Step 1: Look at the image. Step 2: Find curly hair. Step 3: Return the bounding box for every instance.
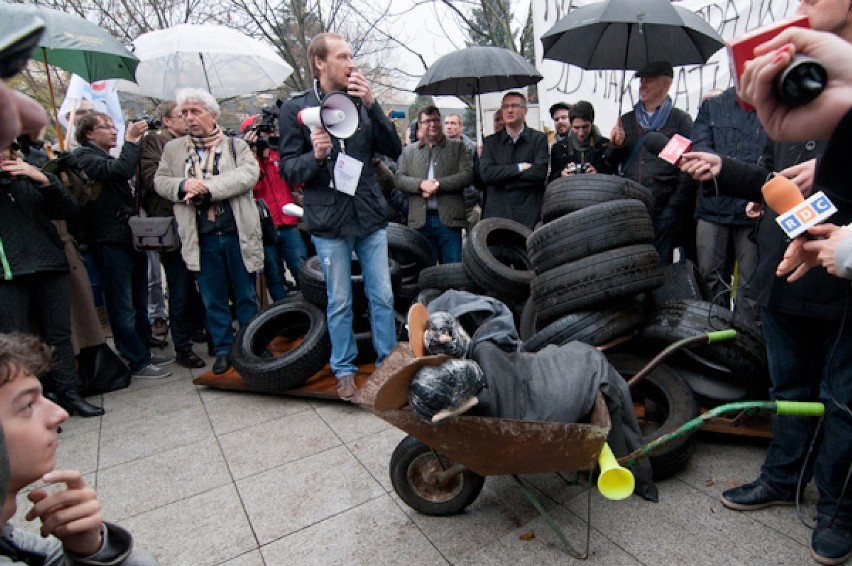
[75,111,112,145]
[0,333,53,386]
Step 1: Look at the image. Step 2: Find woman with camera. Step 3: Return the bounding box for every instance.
[0,143,104,417]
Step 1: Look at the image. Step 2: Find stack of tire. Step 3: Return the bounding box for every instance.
[523,174,664,351]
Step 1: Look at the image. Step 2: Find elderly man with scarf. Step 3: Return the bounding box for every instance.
[606,61,695,264]
[155,88,261,375]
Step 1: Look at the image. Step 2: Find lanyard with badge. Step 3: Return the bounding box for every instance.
[312,81,362,196]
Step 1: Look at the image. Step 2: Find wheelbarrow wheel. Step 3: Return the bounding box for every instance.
[390,436,485,516]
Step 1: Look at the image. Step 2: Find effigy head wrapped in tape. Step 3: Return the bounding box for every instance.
[408,358,485,423]
[423,311,470,358]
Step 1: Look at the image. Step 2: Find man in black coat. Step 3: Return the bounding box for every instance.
[607,61,696,264]
[478,91,548,230]
[277,32,402,401]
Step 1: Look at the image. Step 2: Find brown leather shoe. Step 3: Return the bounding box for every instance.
[336,375,357,401]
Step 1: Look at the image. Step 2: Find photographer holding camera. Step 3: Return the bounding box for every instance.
[241,112,307,301]
[75,112,176,380]
[548,100,613,182]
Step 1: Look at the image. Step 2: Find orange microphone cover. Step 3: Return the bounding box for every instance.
[762,175,804,215]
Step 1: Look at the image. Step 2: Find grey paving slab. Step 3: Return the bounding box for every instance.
[346,424,407,491]
[101,378,202,425]
[218,410,341,479]
[396,474,567,563]
[217,550,266,566]
[454,505,643,566]
[200,388,312,435]
[119,484,256,566]
[260,495,447,566]
[564,477,810,566]
[98,404,215,468]
[55,429,100,476]
[313,400,395,443]
[96,437,232,520]
[56,407,102,438]
[237,445,385,544]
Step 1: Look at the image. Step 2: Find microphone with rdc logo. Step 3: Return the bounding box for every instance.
[643,132,692,165]
[761,174,836,238]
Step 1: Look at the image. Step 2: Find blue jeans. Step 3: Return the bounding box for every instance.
[90,243,151,371]
[760,308,852,523]
[312,229,396,378]
[419,213,462,264]
[263,226,308,302]
[196,232,258,355]
[82,250,104,307]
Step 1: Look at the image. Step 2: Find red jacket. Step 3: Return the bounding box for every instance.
[252,148,301,227]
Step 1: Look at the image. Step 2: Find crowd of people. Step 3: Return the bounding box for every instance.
[2,0,852,561]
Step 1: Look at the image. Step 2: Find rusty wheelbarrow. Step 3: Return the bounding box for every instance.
[355,332,825,559]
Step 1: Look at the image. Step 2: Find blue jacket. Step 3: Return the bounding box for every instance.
[277,87,402,239]
[692,88,767,225]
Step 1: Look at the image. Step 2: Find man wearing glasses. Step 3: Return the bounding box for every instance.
[478,91,548,230]
[74,113,175,379]
[140,102,205,369]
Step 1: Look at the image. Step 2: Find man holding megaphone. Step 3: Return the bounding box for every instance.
[278,33,402,401]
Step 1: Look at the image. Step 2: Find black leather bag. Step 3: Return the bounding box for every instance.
[256,198,277,245]
[77,344,131,397]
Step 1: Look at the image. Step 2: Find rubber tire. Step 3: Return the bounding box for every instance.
[527,199,654,274]
[387,223,435,280]
[518,296,538,342]
[523,296,649,352]
[639,298,769,393]
[462,217,534,300]
[390,435,485,516]
[651,259,711,304]
[530,244,664,325]
[542,174,653,222]
[605,352,700,481]
[418,263,480,292]
[231,300,331,393]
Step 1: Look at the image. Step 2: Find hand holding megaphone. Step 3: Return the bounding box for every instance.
[297,91,359,140]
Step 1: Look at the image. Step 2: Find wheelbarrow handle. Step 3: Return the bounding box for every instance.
[775,400,825,417]
[627,330,737,390]
[618,400,825,467]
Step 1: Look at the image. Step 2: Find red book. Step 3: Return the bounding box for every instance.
[726,14,810,110]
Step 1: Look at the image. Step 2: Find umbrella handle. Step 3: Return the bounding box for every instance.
[42,48,64,152]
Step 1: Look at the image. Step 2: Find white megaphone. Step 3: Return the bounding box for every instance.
[297,91,359,139]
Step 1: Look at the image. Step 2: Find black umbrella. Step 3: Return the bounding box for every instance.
[415,46,542,140]
[541,0,724,110]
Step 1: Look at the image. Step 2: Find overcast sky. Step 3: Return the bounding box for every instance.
[381,0,531,106]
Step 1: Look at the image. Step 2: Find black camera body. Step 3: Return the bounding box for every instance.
[131,114,162,130]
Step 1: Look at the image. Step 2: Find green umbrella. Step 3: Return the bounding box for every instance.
[0,3,138,149]
[0,3,138,82]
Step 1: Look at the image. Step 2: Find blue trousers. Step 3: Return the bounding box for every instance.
[312,229,396,378]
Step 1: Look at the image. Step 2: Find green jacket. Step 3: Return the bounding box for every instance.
[395,136,472,230]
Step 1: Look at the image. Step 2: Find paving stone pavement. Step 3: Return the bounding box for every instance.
[11,346,821,565]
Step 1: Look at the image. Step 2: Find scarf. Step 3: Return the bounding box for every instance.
[185,126,224,222]
[635,96,673,132]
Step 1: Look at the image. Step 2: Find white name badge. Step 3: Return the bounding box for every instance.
[333,153,363,196]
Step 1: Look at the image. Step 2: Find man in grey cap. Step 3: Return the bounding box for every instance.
[606,61,695,264]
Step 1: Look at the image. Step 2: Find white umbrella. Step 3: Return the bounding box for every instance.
[117,24,293,99]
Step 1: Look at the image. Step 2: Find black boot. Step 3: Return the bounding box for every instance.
[54,390,105,418]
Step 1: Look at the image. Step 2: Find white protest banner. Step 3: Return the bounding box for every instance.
[532,0,798,134]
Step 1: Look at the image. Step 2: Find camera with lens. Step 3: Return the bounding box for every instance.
[244,100,282,153]
[131,113,162,130]
[189,192,212,208]
[567,162,588,174]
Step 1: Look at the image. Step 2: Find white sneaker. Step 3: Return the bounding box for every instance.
[132,364,172,379]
